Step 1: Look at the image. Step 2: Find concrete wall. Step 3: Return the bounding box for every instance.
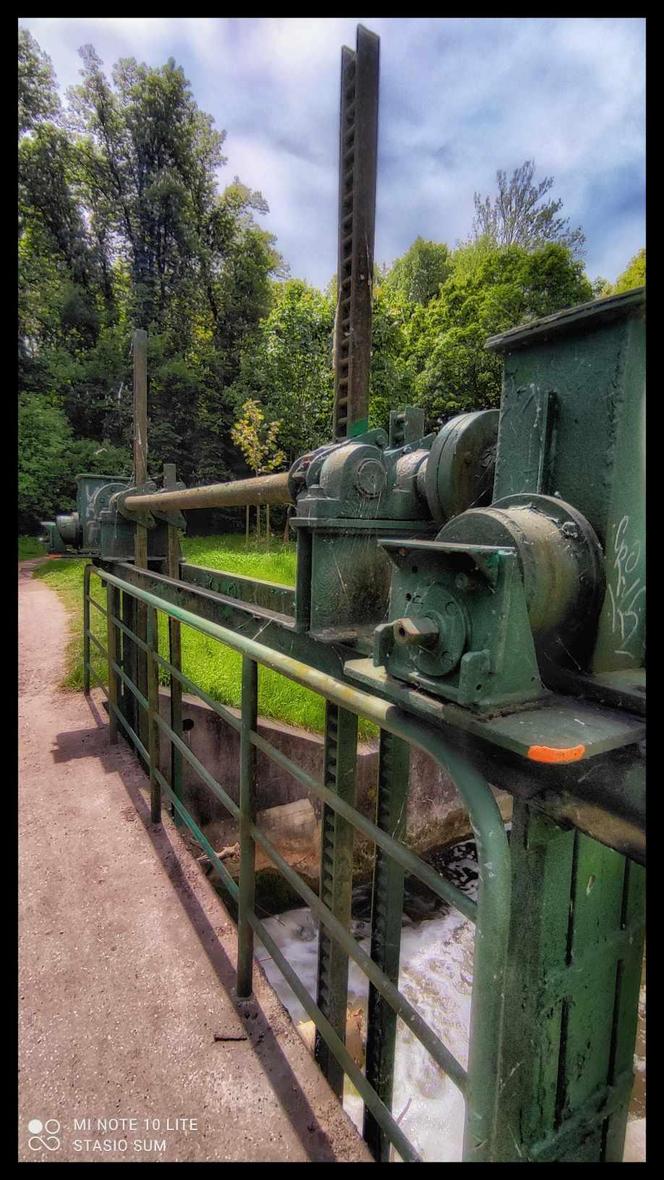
[157,688,511,883]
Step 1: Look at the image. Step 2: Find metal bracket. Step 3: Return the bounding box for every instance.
[112,482,158,528]
[149,487,187,531]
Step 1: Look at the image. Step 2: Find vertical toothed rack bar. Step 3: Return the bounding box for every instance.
[363,731,411,1160]
[333,26,379,441]
[314,703,359,1096]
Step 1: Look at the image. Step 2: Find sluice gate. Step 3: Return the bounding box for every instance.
[46,25,644,1163]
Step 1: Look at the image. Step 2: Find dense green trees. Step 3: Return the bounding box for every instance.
[371,241,593,427]
[228,280,334,463]
[382,238,452,305]
[612,248,646,294]
[18,30,281,528]
[18,28,643,536]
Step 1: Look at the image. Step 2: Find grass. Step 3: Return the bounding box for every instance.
[183,533,297,585]
[19,535,46,560]
[30,533,373,737]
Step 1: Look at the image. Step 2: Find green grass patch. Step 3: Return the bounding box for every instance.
[31,534,373,737]
[18,535,46,559]
[182,533,296,586]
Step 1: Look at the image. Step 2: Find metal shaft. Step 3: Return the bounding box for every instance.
[123,471,293,514]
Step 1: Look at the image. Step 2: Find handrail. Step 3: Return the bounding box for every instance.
[85,562,511,1161]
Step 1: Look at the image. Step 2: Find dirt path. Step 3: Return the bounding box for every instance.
[18,561,370,1164]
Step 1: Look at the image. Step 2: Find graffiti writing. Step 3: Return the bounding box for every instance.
[606,515,645,657]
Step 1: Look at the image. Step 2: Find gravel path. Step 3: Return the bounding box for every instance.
[18,560,370,1163]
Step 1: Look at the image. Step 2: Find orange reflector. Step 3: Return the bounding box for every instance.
[527,743,586,764]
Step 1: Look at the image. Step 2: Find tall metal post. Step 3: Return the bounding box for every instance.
[83,564,91,694]
[333,25,379,440]
[314,703,358,1096]
[145,605,161,823]
[237,656,258,998]
[363,731,410,1160]
[106,583,120,744]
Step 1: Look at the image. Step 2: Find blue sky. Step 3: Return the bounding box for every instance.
[20,17,645,288]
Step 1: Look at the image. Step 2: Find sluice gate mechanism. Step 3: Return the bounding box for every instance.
[46,24,644,1163]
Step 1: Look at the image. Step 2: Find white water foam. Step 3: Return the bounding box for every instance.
[256,903,474,1162]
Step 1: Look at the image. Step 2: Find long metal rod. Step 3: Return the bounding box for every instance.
[123,471,292,514]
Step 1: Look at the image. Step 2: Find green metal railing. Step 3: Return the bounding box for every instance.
[83,562,511,1163]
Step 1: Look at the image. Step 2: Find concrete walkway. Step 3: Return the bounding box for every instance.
[18,561,371,1163]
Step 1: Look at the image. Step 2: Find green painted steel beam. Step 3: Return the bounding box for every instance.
[315,704,358,1096]
[237,657,258,999]
[363,731,411,1160]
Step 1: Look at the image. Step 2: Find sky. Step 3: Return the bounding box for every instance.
[20,16,645,288]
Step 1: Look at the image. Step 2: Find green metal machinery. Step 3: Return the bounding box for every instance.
[40,473,129,554]
[62,24,644,1163]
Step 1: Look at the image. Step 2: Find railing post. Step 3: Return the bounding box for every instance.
[83,565,91,694]
[106,583,119,744]
[164,464,184,823]
[133,328,150,757]
[363,730,410,1160]
[237,656,258,998]
[146,605,161,824]
[315,702,358,1097]
[121,590,137,735]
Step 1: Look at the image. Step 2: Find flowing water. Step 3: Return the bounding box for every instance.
[253,838,646,1163]
[255,841,478,1162]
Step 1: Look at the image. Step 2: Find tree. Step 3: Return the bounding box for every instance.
[18,28,60,135]
[383,238,452,304]
[612,248,645,294]
[472,161,585,258]
[18,392,129,532]
[69,47,227,332]
[19,29,284,514]
[228,280,334,461]
[231,400,286,539]
[405,242,593,426]
[368,285,414,428]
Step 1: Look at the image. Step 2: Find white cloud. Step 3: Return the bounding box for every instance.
[20,16,645,285]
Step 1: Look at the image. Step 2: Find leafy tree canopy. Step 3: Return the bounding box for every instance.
[18,28,60,135]
[612,248,645,294]
[472,160,585,258]
[383,237,452,304]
